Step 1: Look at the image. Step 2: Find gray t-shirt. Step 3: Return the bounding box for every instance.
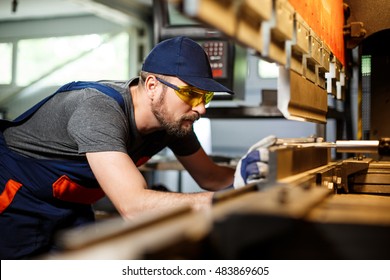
[3,78,201,165]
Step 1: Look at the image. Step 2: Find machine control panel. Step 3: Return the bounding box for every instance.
[201,40,228,79]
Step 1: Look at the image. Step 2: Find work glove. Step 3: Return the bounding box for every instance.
[233,135,277,189]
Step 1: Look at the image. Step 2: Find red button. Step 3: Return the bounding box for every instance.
[212,69,223,77]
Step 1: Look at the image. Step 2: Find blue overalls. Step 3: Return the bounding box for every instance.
[0,82,125,259]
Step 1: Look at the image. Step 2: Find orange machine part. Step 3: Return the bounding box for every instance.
[288,0,345,65]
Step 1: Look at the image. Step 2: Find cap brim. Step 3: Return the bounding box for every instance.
[178,75,234,95]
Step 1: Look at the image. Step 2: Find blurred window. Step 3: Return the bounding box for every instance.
[0,43,13,84]
[16,32,129,86]
[258,59,279,79]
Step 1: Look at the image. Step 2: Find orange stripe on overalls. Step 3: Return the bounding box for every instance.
[0,179,23,213]
[52,175,105,204]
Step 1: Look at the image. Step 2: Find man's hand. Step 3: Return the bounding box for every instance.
[233,135,276,189]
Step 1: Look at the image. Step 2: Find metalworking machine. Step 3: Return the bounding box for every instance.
[45,137,390,259]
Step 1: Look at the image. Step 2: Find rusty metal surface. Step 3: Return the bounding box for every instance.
[288,0,345,64]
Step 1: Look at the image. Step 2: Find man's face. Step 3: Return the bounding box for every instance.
[151,77,204,137]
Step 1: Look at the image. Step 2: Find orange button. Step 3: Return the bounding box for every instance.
[212,69,223,78]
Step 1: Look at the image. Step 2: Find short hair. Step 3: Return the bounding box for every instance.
[139,71,169,89]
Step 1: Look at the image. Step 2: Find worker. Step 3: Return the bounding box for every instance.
[0,36,271,259]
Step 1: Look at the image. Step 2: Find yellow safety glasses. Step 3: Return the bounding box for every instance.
[156,77,214,107]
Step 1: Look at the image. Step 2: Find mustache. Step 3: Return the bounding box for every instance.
[182,112,200,122]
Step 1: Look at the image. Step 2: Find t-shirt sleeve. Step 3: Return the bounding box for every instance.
[67,94,129,154]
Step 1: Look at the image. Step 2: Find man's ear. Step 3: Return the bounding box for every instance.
[144,75,158,99]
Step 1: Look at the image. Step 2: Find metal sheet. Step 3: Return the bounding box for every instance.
[278,68,328,123]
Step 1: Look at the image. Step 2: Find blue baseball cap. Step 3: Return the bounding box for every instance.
[142,36,234,94]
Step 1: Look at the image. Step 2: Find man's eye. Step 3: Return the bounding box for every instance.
[186,91,197,96]
[190,91,202,96]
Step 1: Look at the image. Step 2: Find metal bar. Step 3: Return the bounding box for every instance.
[336,140,379,153]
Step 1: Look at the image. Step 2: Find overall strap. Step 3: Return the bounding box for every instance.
[55,81,125,112]
[1,81,125,130]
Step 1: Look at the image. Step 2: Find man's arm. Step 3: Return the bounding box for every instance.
[86,151,213,220]
[176,147,235,192]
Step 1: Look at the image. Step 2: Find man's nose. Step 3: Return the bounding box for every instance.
[192,102,206,115]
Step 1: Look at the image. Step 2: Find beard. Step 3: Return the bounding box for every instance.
[152,89,199,137]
